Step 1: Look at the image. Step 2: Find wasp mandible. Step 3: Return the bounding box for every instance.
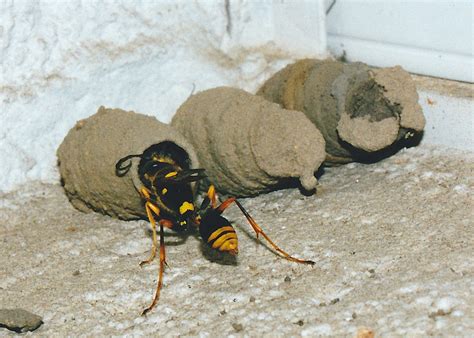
[116,142,314,315]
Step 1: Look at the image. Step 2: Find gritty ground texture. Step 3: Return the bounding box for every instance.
[1,145,473,336]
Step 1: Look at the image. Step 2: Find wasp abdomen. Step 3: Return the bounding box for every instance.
[199,211,238,255]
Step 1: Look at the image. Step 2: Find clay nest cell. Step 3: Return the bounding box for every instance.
[171,87,326,197]
[57,106,200,220]
[258,59,426,164]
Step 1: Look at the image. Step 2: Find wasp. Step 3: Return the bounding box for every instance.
[116,142,314,315]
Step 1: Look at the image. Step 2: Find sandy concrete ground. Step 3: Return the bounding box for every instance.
[1,145,473,336]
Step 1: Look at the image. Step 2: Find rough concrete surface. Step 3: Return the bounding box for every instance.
[1,145,473,336]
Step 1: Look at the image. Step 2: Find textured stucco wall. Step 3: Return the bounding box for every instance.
[0,1,327,192]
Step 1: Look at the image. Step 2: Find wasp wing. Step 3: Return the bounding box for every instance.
[157,168,207,185]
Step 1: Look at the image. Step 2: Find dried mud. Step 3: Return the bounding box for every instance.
[172,87,326,196]
[258,59,425,164]
[57,107,199,220]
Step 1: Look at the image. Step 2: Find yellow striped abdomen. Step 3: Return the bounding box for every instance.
[199,211,239,255]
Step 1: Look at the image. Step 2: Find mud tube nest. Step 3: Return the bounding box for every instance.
[171,87,326,197]
[57,106,200,220]
[257,59,426,164]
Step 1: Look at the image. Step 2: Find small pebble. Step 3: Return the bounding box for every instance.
[284,276,291,283]
[232,323,243,332]
[366,269,376,278]
[295,319,304,326]
[330,298,340,305]
[72,270,80,276]
[249,296,256,303]
[0,308,43,333]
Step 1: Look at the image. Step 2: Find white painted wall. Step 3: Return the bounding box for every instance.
[418,90,473,152]
[326,0,473,83]
[0,1,327,193]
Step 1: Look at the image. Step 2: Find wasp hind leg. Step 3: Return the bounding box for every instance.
[221,198,315,265]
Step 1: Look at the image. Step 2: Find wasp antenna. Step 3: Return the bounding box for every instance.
[115,154,142,177]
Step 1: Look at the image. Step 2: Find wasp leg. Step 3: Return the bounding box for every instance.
[207,185,218,208]
[197,185,218,216]
[197,185,217,215]
[142,222,166,316]
[219,198,315,265]
[140,201,159,266]
[139,187,173,266]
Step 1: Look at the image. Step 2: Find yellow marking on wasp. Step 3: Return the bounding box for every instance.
[212,232,238,250]
[140,187,151,200]
[179,201,194,215]
[180,221,186,226]
[165,171,177,178]
[208,185,215,197]
[220,239,238,253]
[152,155,175,165]
[161,188,168,195]
[208,185,217,207]
[208,226,235,242]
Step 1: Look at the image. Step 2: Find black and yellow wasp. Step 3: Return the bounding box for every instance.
[116,142,314,315]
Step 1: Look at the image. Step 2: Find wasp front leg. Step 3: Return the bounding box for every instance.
[139,186,173,315]
[142,220,166,315]
[139,187,173,266]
